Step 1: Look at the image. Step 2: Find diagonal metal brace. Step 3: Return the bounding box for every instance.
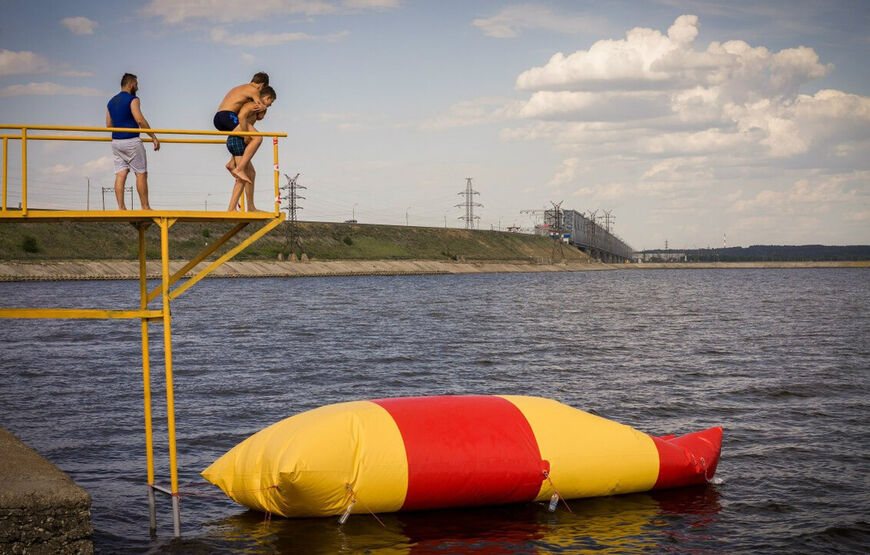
[146,222,249,304]
[168,215,285,301]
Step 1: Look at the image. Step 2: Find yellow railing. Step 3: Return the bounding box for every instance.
[0,124,288,215]
[0,123,290,538]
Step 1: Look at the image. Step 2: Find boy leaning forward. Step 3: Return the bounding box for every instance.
[213,72,271,184]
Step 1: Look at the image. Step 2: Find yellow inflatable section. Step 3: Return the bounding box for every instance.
[503,396,659,500]
[203,400,408,517]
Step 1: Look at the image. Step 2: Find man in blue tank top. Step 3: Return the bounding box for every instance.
[106,73,160,210]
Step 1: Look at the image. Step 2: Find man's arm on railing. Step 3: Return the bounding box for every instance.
[131,98,160,151]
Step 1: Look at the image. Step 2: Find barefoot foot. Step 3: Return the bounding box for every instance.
[231,167,252,184]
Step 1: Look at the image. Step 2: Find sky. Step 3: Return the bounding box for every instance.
[1,0,869,250]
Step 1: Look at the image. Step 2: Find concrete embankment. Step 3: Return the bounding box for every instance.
[0,259,614,281]
[0,428,92,554]
[0,259,867,281]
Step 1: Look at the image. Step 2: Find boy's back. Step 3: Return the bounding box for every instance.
[218,83,261,115]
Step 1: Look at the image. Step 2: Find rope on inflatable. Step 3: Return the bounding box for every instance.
[542,470,573,513]
[340,483,386,528]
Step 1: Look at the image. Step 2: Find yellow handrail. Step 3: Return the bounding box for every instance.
[0,124,288,215]
[0,124,285,137]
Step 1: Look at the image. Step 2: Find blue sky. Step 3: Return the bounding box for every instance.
[1,0,868,249]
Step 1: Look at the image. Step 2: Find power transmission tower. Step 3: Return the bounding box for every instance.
[520,208,548,234]
[603,209,614,262]
[456,177,482,229]
[102,185,132,209]
[585,210,599,260]
[281,173,305,256]
[603,210,614,234]
[549,201,566,262]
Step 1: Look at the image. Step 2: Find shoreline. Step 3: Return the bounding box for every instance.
[0,259,867,282]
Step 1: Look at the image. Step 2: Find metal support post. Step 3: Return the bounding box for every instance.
[21,128,27,215]
[2,137,7,211]
[159,218,181,537]
[138,223,157,534]
[273,136,280,213]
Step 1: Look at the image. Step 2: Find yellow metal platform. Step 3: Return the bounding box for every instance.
[0,124,288,537]
[0,209,280,223]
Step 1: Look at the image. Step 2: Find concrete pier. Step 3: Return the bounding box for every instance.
[0,428,93,554]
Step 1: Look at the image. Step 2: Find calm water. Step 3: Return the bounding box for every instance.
[1,269,868,553]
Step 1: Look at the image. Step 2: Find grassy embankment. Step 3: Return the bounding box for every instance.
[0,220,588,263]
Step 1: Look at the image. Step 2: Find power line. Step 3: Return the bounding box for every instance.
[101,185,133,210]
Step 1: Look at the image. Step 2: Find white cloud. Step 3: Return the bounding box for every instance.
[43,163,75,176]
[640,157,712,183]
[507,15,868,164]
[142,0,397,24]
[730,174,863,213]
[0,49,51,77]
[519,90,670,121]
[571,182,630,201]
[422,97,519,130]
[548,157,580,187]
[473,4,605,38]
[0,82,104,98]
[83,156,114,174]
[515,15,831,95]
[516,15,704,91]
[42,156,113,177]
[342,0,399,9]
[0,49,91,78]
[61,16,98,35]
[313,111,390,132]
[210,27,348,46]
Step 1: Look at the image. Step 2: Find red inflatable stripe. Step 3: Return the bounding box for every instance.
[373,396,546,511]
[652,426,723,490]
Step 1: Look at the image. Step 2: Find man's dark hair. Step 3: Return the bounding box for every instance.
[121,73,137,88]
[260,85,276,101]
[252,72,269,85]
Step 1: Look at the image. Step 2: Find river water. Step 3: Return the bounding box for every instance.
[0,268,868,553]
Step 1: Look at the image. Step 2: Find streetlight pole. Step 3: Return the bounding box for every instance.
[353,203,358,221]
[406,206,410,226]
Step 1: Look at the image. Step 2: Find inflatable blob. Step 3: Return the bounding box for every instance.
[202,395,722,518]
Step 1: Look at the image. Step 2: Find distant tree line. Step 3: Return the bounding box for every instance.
[642,245,870,262]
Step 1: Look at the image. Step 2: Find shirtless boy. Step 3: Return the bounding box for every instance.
[214,72,273,183]
[225,86,276,211]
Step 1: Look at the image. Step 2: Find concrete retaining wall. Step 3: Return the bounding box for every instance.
[0,259,865,283]
[0,259,612,281]
[0,428,92,554]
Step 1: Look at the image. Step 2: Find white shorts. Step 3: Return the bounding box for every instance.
[111,137,147,174]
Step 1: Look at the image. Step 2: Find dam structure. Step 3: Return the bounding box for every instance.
[542,208,634,263]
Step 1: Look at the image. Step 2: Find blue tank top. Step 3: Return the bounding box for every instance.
[107,91,139,139]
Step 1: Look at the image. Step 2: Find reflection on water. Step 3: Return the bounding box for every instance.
[193,486,721,554]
